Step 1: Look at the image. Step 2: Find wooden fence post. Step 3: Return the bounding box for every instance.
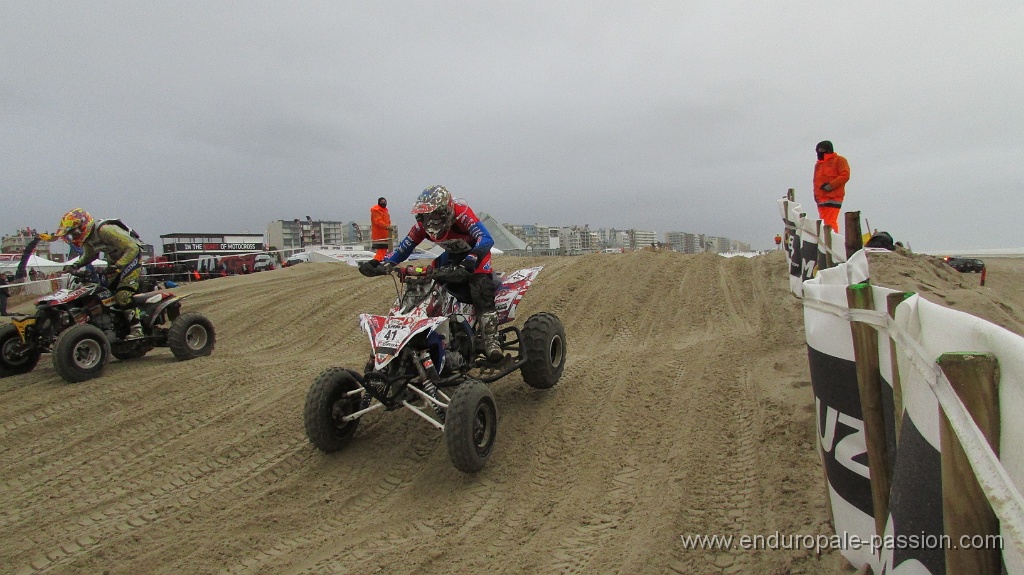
[938,353,1001,575]
[886,292,914,442]
[822,222,834,269]
[847,281,892,536]
[845,211,864,256]
[816,220,827,277]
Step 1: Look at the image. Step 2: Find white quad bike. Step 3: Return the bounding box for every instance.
[303,264,566,472]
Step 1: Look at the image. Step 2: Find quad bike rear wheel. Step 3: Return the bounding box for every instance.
[52,323,111,383]
[0,324,41,377]
[304,367,363,452]
[444,379,497,473]
[519,312,567,389]
[168,312,215,360]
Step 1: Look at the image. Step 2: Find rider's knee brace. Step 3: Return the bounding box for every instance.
[114,288,135,309]
[468,273,497,314]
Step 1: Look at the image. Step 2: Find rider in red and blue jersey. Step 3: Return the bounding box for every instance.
[362,185,502,362]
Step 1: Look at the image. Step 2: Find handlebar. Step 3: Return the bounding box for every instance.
[396,265,434,279]
[360,261,471,284]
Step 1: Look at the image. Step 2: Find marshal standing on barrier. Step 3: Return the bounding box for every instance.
[813,140,851,234]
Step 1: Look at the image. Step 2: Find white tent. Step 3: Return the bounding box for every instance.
[0,254,65,275]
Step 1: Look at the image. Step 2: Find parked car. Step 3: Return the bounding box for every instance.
[943,257,985,273]
[253,254,276,272]
[285,253,310,266]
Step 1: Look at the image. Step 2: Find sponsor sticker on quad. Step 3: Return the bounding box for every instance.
[377,327,405,348]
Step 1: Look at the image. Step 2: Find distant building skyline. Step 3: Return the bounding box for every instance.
[502,222,750,255]
[265,217,751,257]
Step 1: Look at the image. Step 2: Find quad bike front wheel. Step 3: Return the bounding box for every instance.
[0,324,41,377]
[444,379,497,473]
[304,367,363,452]
[519,312,567,389]
[168,312,215,360]
[52,323,111,383]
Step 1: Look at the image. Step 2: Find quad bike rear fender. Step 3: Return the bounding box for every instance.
[138,293,189,327]
[494,266,543,324]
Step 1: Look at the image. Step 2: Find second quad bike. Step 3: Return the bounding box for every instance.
[0,270,216,383]
[303,264,567,472]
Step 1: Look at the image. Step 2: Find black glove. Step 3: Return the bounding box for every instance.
[63,264,77,274]
[460,253,479,273]
[434,266,473,284]
[358,260,393,277]
[358,260,380,277]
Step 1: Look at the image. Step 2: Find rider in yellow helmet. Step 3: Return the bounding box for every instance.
[54,208,146,340]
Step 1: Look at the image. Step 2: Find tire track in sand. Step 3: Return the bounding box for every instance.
[668,364,762,575]
[13,437,309,575]
[223,431,444,575]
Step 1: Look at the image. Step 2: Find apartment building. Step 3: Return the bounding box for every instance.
[267,219,350,255]
[503,223,561,256]
[2,229,58,259]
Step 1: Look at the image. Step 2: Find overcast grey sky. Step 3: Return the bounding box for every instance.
[3,2,1022,252]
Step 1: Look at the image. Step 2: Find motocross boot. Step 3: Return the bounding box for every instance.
[480,312,503,363]
[125,308,144,340]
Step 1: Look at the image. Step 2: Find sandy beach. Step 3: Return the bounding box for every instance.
[2,249,1021,574]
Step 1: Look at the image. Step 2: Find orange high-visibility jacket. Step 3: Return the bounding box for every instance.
[370,204,391,242]
[813,153,850,209]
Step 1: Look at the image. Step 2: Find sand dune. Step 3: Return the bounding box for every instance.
[4,249,1020,575]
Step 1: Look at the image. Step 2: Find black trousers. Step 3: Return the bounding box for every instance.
[443,273,496,315]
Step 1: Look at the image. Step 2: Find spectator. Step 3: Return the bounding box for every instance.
[370,196,391,261]
[813,140,850,233]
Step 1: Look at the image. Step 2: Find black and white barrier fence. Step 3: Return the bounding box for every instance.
[784,200,1024,574]
[779,195,848,297]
